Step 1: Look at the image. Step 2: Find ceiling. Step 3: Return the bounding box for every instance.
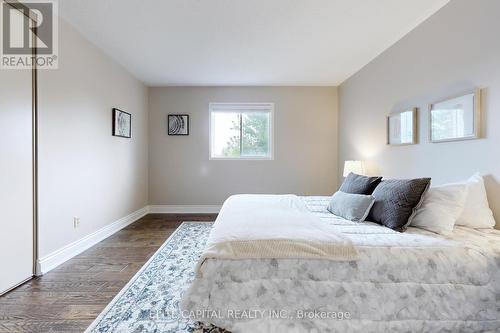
[59,0,449,86]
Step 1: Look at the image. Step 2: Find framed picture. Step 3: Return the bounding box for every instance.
[112,108,131,138]
[429,89,481,143]
[387,108,417,145]
[168,114,189,135]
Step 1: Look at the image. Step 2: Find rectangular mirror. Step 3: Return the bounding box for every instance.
[429,89,481,143]
[387,108,417,145]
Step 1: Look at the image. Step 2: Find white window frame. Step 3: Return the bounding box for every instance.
[209,103,274,160]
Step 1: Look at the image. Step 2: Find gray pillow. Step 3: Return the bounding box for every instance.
[367,178,431,232]
[327,191,375,222]
[339,172,382,195]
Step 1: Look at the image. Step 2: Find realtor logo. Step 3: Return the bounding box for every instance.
[1,0,58,69]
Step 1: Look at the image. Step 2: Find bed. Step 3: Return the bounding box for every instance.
[181,195,500,333]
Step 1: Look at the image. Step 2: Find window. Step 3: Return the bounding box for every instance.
[210,103,274,160]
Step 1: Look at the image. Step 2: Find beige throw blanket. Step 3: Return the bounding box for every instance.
[196,195,358,276]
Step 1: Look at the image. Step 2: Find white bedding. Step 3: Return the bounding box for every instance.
[181,196,500,333]
[196,195,357,276]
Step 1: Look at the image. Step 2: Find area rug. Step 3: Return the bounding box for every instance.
[85,222,228,333]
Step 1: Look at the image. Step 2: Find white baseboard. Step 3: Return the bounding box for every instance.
[36,205,219,275]
[148,205,221,214]
[36,206,149,275]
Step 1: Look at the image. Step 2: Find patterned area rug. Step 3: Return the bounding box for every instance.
[85,222,229,333]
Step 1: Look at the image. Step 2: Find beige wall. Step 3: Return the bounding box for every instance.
[38,19,149,257]
[339,0,500,226]
[149,86,338,205]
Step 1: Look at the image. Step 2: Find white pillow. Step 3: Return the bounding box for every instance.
[411,183,467,235]
[456,173,496,229]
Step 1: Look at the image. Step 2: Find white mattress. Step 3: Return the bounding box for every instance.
[182,196,500,332]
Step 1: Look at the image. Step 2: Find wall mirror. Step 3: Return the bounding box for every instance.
[429,89,481,143]
[387,108,417,145]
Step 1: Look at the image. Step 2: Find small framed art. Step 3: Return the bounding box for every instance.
[112,108,131,138]
[387,108,417,145]
[168,114,189,135]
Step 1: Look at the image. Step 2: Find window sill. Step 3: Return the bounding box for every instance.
[209,156,274,161]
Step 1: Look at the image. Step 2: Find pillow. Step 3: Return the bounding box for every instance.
[456,173,496,229]
[327,191,375,222]
[410,183,467,235]
[339,172,382,195]
[368,178,431,232]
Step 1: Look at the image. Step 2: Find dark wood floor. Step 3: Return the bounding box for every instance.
[0,214,217,333]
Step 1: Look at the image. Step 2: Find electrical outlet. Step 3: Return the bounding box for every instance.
[73,217,80,229]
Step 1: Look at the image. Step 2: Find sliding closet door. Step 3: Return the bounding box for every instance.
[0,66,34,294]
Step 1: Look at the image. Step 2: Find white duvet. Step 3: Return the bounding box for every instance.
[181,196,500,333]
[195,195,357,276]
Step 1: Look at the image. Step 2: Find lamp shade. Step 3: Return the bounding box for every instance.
[343,160,365,177]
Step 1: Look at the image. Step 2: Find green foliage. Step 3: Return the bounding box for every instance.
[222,113,269,157]
[222,119,241,157]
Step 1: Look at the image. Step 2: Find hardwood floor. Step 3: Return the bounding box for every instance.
[0,214,216,333]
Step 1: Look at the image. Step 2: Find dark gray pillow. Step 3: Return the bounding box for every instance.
[367,178,431,232]
[327,191,375,222]
[339,172,382,195]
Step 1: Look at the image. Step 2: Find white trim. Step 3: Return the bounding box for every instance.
[209,102,275,160]
[35,205,220,276]
[209,102,274,111]
[148,205,221,214]
[36,206,149,275]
